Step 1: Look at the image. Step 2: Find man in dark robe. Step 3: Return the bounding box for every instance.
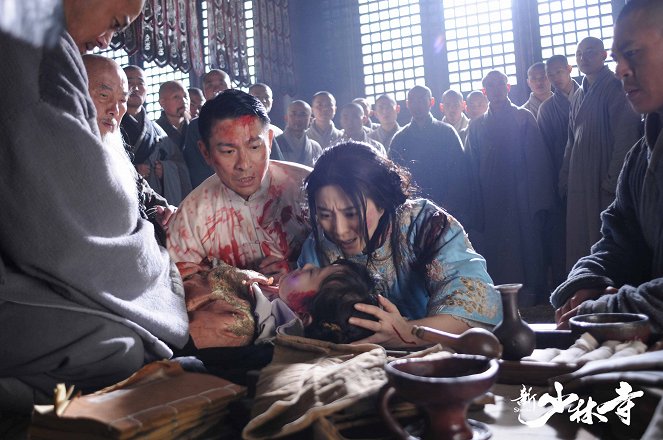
[389,85,473,227]
[559,37,642,271]
[520,62,553,118]
[465,71,555,305]
[553,0,663,340]
[121,65,167,178]
[0,0,188,412]
[537,55,580,287]
[151,80,192,204]
[183,70,231,189]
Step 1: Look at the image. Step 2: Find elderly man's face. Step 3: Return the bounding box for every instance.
[89,65,129,136]
[613,11,663,114]
[64,0,144,53]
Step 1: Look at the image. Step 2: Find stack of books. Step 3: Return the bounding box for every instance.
[29,361,246,439]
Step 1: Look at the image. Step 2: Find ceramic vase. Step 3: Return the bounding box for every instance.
[492,283,536,360]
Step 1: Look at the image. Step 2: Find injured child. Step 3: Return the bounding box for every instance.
[177,259,381,348]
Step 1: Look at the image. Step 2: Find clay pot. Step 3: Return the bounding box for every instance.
[492,283,536,360]
[379,354,498,440]
[569,313,651,343]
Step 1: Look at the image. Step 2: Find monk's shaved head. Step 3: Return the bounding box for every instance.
[546,54,570,69]
[482,70,508,87]
[82,54,128,136]
[617,0,663,33]
[576,37,607,76]
[83,54,121,78]
[578,36,604,51]
[159,81,186,98]
[613,0,663,114]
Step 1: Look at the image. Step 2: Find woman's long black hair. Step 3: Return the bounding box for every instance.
[305,141,416,268]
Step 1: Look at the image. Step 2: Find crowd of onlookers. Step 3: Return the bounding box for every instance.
[118,32,641,308]
[4,2,663,428]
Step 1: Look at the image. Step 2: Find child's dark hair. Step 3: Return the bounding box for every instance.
[304,259,381,344]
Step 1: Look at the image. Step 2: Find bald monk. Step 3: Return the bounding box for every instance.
[521,62,553,118]
[275,100,323,166]
[559,37,642,271]
[554,0,663,334]
[465,70,555,305]
[465,90,489,120]
[440,89,469,135]
[537,55,580,286]
[148,80,192,205]
[83,54,176,245]
[0,0,188,412]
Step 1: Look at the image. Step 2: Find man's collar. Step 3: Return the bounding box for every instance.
[223,165,272,203]
[411,113,434,127]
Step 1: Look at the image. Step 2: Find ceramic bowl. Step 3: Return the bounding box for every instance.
[569,313,651,343]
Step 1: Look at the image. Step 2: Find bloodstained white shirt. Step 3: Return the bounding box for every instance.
[168,160,311,270]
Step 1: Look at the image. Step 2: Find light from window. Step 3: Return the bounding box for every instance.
[443,0,516,96]
[538,0,615,77]
[94,46,130,67]
[358,0,426,102]
[201,0,256,88]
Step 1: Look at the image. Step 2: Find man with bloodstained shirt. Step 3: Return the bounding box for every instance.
[167,89,311,283]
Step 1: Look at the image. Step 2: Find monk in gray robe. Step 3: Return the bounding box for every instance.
[465,71,555,305]
[0,0,188,412]
[390,85,473,227]
[554,0,663,345]
[559,37,642,271]
[520,62,553,118]
[555,7,663,438]
[537,55,580,286]
[276,100,323,167]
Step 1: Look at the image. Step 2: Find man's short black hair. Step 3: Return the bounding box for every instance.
[198,89,270,149]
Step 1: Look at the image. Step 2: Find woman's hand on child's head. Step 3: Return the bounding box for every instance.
[349,295,418,348]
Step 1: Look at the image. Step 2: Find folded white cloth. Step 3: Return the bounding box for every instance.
[522,348,561,363]
[550,333,599,363]
[610,340,648,359]
[530,333,649,365]
[576,340,619,363]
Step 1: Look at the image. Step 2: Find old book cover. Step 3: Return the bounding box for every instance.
[29,361,246,439]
